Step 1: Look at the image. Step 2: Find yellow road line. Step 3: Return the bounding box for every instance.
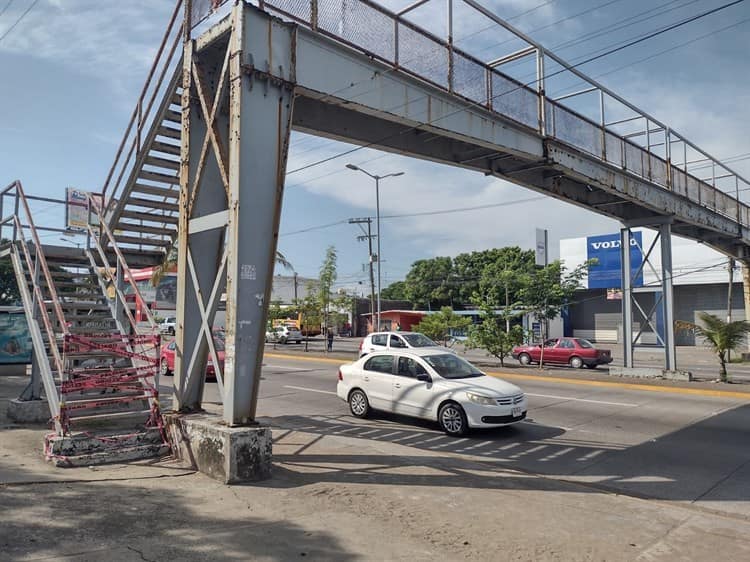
[264,352,750,400]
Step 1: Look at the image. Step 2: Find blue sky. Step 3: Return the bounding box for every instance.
[1,0,748,294]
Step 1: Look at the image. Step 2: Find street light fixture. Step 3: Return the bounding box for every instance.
[346,164,405,331]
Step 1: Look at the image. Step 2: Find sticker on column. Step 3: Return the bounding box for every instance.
[241,264,256,280]
[255,293,264,307]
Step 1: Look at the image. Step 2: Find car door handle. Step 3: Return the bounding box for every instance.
[363,376,370,382]
[394,382,401,388]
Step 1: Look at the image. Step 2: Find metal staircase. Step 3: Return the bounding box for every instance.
[1,181,167,466]
[100,0,184,266]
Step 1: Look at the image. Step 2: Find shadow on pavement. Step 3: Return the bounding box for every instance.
[264,404,750,508]
[0,460,359,561]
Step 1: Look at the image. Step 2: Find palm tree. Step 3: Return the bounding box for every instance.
[676,312,750,382]
[150,244,293,287]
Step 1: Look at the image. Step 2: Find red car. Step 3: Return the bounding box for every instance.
[160,338,225,379]
[512,337,612,369]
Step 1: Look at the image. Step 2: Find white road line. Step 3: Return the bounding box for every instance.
[267,365,315,371]
[283,384,338,396]
[525,393,638,407]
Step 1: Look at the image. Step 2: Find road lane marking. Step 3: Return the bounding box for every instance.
[283,385,337,396]
[525,393,638,407]
[264,353,750,399]
[266,364,315,371]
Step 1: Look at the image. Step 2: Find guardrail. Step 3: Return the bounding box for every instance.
[254,0,750,228]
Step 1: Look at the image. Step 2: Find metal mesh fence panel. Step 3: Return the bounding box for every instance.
[672,168,688,197]
[701,184,715,211]
[624,142,644,178]
[318,0,395,62]
[492,72,537,129]
[605,132,622,168]
[397,22,449,89]
[552,105,601,156]
[686,175,700,203]
[265,0,312,23]
[452,51,486,105]
[192,0,230,25]
[649,155,668,188]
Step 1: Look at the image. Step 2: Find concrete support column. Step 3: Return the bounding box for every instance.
[742,260,750,351]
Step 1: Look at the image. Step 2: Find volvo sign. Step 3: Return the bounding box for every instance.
[586,232,643,289]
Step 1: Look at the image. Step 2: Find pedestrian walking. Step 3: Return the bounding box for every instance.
[327,329,334,351]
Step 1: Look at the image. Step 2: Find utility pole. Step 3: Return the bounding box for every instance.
[349,217,376,333]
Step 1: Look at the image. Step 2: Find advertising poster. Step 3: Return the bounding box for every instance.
[586,232,643,289]
[65,188,102,231]
[0,311,32,364]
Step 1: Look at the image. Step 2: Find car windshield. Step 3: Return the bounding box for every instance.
[402,333,438,347]
[423,354,483,379]
[575,338,594,348]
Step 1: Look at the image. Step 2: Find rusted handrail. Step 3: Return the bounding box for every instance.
[102,0,184,201]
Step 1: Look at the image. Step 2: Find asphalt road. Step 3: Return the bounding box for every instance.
[179,351,750,519]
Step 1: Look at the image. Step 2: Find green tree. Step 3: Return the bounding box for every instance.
[466,303,525,367]
[403,257,455,309]
[380,280,407,301]
[318,246,338,347]
[676,312,750,382]
[413,306,471,346]
[517,260,591,367]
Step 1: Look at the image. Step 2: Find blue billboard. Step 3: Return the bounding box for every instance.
[586,232,643,289]
[0,311,32,364]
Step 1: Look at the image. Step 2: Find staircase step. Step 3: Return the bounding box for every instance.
[144,155,180,172]
[120,210,179,224]
[138,170,178,185]
[126,197,179,212]
[116,222,176,236]
[48,303,109,311]
[157,125,181,140]
[171,93,182,106]
[131,183,179,198]
[163,109,182,124]
[114,234,173,248]
[49,442,170,468]
[151,140,181,156]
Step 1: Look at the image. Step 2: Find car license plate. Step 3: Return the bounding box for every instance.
[511,407,522,417]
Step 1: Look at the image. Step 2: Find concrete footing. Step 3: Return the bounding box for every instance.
[164,412,272,484]
[7,398,50,424]
[609,366,693,381]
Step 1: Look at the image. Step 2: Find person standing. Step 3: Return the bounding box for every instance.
[327,329,334,352]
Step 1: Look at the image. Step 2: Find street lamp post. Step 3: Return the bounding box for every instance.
[346,164,404,331]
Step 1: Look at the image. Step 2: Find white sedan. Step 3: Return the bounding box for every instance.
[336,349,527,436]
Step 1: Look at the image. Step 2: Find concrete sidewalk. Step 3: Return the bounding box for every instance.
[2,373,750,560]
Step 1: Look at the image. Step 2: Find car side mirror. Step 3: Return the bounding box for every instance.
[416,373,431,383]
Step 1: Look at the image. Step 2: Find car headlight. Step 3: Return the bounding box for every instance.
[466,392,496,406]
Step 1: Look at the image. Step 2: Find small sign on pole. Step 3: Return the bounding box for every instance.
[65,188,102,231]
[535,228,548,267]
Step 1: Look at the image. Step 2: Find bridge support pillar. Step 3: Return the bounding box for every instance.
[621,219,676,370]
[174,3,295,426]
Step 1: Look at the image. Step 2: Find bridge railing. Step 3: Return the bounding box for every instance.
[252,0,750,228]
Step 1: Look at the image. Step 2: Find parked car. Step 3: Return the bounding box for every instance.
[512,337,613,369]
[159,317,177,336]
[265,325,303,344]
[359,331,451,357]
[337,349,527,436]
[160,338,225,379]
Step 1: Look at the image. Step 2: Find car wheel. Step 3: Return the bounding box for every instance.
[296,340,301,344]
[169,327,175,336]
[518,353,531,366]
[348,389,370,418]
[160,359,171,376]
[569,356,583,369]
[438,402,468,436]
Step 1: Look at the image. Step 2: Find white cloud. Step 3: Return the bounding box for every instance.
[0,0,174,99]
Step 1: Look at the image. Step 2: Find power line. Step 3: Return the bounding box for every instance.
[0,0,15,20]
[279,195,547,237]
[0,0,40,44]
